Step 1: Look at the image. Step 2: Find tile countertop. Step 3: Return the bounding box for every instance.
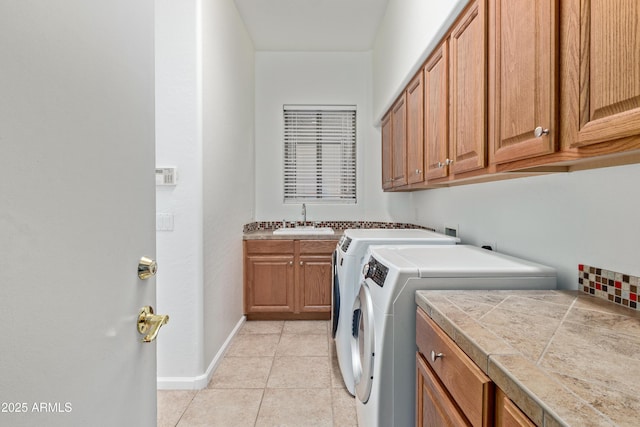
[243,229,344,240]
[415,290,640,427]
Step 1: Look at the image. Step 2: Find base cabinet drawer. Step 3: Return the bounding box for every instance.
[416,308,494,426]
[417,352,471,426]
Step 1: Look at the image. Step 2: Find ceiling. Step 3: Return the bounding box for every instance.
[233,0,389,51]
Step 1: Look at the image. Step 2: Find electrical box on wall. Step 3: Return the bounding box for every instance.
[155,167,177,186]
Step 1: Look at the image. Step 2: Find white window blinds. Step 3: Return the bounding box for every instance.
[283,106,356,203]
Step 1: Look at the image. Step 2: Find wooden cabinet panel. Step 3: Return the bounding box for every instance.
[245,239,294,254]
[571,0,640,147]
[495,388,536,427]
[424,40,450,181]
[449,0,487,175]
[407,71,425,184]
[417,352,471,427]
[491,0,557,164]
[417,308,493,426]
[298,255,332,312]
[392,94,408,187]
[381,112,393,189]
[299,239,337,254]
[244,239,334,319]
[245,255,295,313]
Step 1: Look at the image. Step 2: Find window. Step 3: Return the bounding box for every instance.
[283,105,356,203]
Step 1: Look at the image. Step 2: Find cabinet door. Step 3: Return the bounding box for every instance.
[492,0,557,164]
[424,39,450,181]
[392,94,408,187]
[245,255,295,314]
[417,353,471,427]
[495,388,536,427]
[298,254,332,313]
[449,0,487,175]
[381,112,393,189]
[571,0,640,147]
[407,71,425,184]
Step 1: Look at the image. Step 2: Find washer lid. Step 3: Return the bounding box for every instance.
[343,228,460,243]
[374,245,556,278]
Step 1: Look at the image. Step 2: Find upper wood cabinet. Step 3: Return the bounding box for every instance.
[490,0,558,164]
[449,0,488,175]
[391,94,408,187]
[381,112,393,189]
[382,94,409,189]
[407,72,425,184]
[565,0,640,148]
[381,0,640,190]
[424,39,450,181]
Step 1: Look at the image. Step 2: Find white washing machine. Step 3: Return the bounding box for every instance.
[331,229,459,395]
[351,245,557,427]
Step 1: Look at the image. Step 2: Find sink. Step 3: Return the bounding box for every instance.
[273,226,335,235]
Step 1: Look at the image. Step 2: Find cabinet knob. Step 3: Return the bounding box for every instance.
[299,261,304,266]
[289,261,293,266]
[430,350,444,362]
[534,126,549,138]
[437,161,444,168]
[415,169,421,175]
[445,158,453,166]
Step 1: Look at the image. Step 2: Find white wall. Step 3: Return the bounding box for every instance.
[201,0,255,374]
[155,0,204,384]
[155,0,254,389]
[407,164,640,289]
[254,51,410,222]
[372,0,468,121]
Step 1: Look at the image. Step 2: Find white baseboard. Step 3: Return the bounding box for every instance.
[157,316,246,390]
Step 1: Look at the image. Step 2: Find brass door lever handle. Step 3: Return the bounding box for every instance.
[137,306,169,343]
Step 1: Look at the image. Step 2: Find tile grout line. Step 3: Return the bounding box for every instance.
[254,324,282,426]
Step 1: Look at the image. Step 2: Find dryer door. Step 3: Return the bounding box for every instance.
[331,249,340,338]
[351,282,375,403]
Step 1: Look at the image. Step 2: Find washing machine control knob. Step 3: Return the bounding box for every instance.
[363,259,377,279]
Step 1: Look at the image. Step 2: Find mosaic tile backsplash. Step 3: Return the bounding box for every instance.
[580,264,640,311]
[243,221,435,233]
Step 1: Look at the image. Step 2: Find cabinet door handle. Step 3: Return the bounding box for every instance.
[430,350,444,362]
[534,126,549,138]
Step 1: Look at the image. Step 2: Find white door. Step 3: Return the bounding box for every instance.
[0,1,159,426]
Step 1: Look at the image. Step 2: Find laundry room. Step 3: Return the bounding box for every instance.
[3,0,640,426]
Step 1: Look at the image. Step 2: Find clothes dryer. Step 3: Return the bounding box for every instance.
[331,229,459,395]
[351,245,556,427]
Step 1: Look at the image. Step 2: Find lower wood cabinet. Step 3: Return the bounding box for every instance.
[495,388,536,427]
[416,352,472,426]
[244,239,335,320]
[416,308,537,426]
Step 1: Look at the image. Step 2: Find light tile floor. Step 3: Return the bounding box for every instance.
[157,320,357,427]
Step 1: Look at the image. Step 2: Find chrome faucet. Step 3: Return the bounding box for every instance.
[302,203,306,224]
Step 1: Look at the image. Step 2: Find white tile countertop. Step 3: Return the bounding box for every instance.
[416,289,640,426]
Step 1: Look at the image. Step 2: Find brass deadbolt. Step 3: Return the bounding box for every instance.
[138,256,158,280]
